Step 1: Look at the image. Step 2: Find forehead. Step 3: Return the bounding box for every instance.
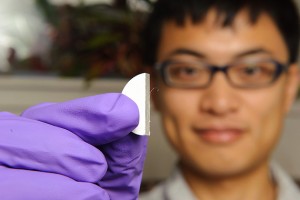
[157,9,288,63]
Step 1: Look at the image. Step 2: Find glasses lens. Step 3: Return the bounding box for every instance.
[165,61,210,87]
[228,61,278,87]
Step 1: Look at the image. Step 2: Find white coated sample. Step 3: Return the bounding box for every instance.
[122,73,150,136]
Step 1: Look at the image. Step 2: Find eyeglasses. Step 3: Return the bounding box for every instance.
[155,59,288,89]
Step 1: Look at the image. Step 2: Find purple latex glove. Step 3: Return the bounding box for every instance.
[0,93,148,200]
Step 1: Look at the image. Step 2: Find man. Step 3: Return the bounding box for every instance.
[0,0,299,200]
[140,0,300,199]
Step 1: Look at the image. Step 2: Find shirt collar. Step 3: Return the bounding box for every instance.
[163,162,300,200]
[271,162,300,200]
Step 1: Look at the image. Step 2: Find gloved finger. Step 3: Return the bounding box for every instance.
[21,93,139,146]
[0,112,107,183]
[0,166,109,200]
[98,133,148,200]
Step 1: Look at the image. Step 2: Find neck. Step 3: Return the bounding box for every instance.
[180,161,277,200]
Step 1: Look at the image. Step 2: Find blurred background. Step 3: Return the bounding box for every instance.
[0,0,299,189]
[0,0,153,80]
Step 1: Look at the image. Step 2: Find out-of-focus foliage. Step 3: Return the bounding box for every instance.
[40,0,153,80]
[15,0,153,80]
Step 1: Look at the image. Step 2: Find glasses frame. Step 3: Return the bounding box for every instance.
[155,59,289,89]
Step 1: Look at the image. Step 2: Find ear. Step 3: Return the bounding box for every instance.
[283,63,299,113]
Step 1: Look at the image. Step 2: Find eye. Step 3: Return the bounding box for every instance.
[167,63,201,80]
[242,65,261,76]
[236,63,275,76]
[230,61,277,85]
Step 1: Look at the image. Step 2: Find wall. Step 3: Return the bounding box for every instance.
[48,0,111,5]
[0,76,299,181]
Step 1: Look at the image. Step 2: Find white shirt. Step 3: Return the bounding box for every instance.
[140,163,300,200]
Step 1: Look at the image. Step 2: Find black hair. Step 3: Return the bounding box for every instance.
[140,0,300,66]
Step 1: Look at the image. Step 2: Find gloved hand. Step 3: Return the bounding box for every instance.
[0,93,148,200]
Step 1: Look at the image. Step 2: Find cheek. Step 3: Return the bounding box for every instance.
[244,87,286,148]
[158,88,199,148]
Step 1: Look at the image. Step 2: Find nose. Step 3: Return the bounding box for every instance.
[200,72,239,116]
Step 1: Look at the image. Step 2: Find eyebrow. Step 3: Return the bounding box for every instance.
[168,48,205,58]
[166,48,273,59]
[234,48,273,58]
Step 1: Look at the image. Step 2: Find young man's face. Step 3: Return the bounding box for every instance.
[152,10,299,178]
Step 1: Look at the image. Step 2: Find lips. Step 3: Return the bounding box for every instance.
[194,127,244,144]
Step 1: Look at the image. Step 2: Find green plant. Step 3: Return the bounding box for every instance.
[32,0,153,80]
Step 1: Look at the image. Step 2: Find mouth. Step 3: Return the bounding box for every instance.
[193,127,244,144]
